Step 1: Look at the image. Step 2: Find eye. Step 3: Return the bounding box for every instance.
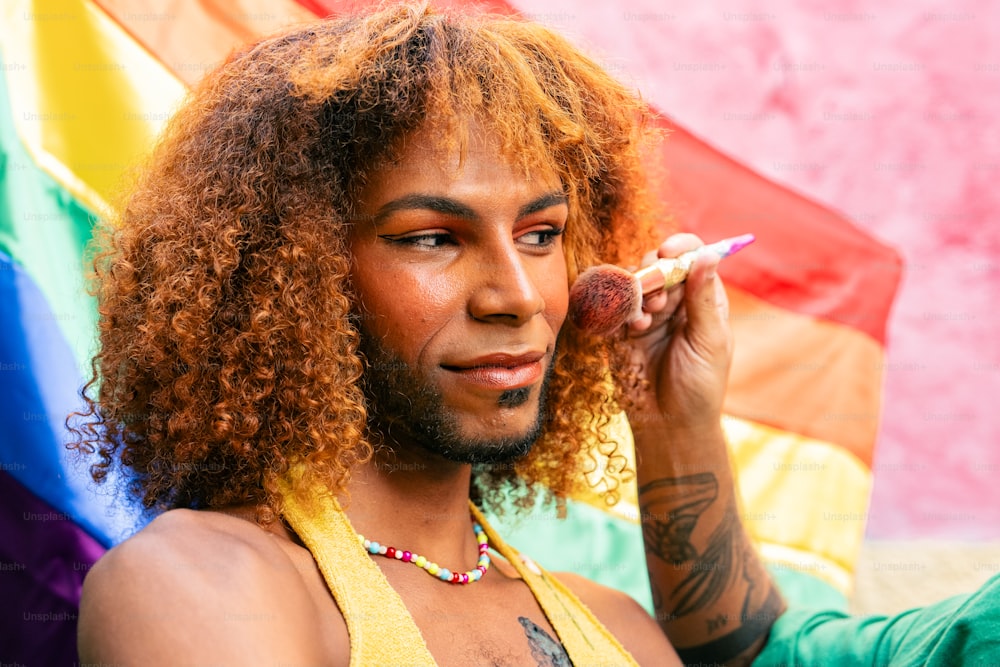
[518,227,565,248]
[379,232,455,248]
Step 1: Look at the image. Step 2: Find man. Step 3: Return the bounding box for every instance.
[72,4,783,665]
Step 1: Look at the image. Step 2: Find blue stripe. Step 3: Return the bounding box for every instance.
[0,251,142,547]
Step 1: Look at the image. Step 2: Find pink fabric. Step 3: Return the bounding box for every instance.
[513,0,1000,539]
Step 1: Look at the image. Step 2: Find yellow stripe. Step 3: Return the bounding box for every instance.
[725,415,871,578]
[571,413,871,582]
[1,0,186,213]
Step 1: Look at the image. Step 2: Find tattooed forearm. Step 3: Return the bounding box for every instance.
[640,473,786,665]
[640,474,718,565]
[674,586,784,665]
[640,474,744,616]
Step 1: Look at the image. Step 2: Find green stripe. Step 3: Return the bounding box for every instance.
[0,50,98,375]
[485,498,653,612]
[766,564,848,612]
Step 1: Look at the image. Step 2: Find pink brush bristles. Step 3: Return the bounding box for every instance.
[567,265,643,336]
[568,234,755,335]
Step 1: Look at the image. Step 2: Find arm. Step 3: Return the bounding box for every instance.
[624,234,786,666]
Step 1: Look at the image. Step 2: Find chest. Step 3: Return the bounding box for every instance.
[400,577,574,667]
[303,556,575,667]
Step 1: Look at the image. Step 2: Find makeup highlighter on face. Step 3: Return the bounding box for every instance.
[567,234,755,336]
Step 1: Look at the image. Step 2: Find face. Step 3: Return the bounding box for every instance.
[349,123,569,464]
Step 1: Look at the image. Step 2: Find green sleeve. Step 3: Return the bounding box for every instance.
[753,573,1000,666]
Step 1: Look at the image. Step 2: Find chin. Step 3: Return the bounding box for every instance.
[421,408,544,465]
[423,432,538,465]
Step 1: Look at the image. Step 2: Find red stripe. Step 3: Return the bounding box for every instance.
[653,117,902,343]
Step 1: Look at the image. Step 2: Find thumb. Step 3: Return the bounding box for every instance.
[681,252,729,357]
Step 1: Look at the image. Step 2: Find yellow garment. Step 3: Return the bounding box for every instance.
[281,486,639,667]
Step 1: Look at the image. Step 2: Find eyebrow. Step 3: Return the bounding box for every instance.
[371,190,568,225]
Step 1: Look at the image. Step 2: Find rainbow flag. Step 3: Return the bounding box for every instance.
[0,0,901,661]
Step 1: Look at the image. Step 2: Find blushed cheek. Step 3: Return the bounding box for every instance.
[547,300,569,335]
[542,265,570,332]
[355,268,458,353]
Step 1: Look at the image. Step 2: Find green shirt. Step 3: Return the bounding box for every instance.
[754,573,1000,666]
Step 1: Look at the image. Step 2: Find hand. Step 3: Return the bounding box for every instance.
[625,233,733,438]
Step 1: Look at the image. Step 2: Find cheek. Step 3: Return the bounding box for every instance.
[352,263,457,344]
[541,258,570,329]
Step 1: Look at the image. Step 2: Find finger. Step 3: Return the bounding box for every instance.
[642,289,669,313]
[715,279,730,322]
[658,233,704,259]
[627,311,654,333]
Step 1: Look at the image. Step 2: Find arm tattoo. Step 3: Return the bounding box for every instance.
[639,474,717,564]
[640,474,741,616]
[641,474,784,663]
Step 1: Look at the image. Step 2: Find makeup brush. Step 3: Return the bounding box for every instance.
[568,233,755,335]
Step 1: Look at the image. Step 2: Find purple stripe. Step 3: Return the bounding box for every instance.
[0,469,105,663]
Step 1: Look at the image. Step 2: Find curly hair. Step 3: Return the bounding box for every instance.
[68,2,662,522]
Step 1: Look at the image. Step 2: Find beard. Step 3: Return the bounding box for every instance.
[357,330,554,465]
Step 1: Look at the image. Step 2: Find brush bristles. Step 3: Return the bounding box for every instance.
[568,265,643,335]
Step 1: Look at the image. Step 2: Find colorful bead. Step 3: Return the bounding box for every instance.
[358,515,492,585]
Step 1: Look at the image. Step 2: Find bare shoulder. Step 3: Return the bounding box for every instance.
[554,571,681,666]
[78,509,326,666]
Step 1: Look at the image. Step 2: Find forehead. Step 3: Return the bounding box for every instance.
[359,119,564,204]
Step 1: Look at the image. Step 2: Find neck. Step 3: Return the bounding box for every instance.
[342,443,480,566]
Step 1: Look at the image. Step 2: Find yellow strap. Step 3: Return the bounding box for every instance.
[471,502,639,667]
[281,485,437,667]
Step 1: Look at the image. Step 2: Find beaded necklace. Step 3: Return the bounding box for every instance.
[357,519,491,585]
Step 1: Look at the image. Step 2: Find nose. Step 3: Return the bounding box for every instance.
[467,244,545,325]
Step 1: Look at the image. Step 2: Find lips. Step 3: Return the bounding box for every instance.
[443,352,545,391]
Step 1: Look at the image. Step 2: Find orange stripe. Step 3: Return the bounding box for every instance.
[93,0,316,86]
[725,286,883,466]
